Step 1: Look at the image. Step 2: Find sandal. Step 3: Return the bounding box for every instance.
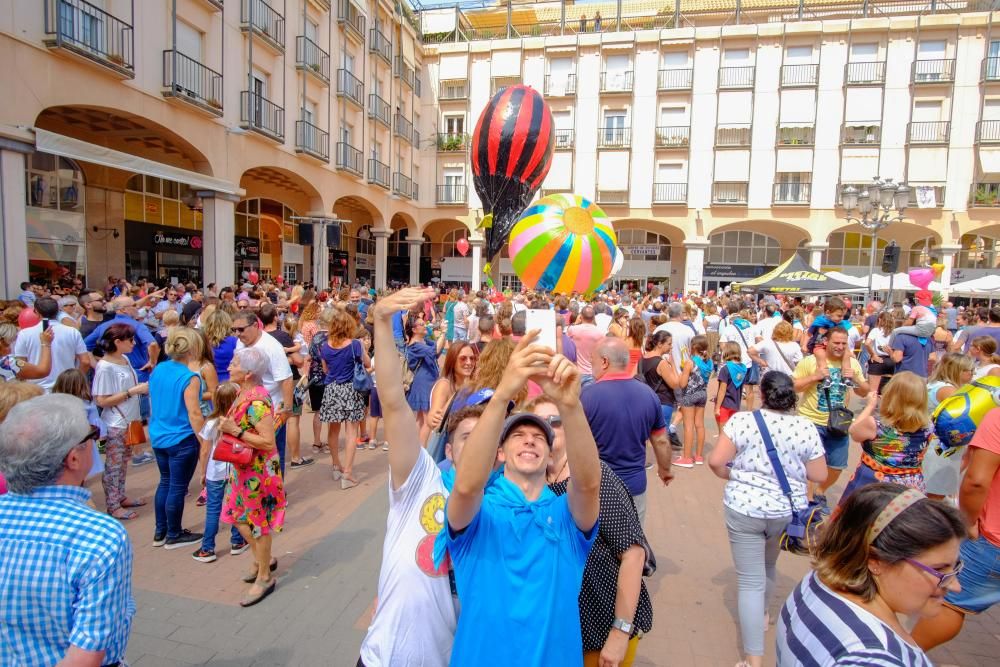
[239,578,276,607]
[121,497,147,508]
[242,558,278,583]
[109,508,139,521]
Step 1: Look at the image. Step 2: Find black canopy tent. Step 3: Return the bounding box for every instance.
[730,255,867,294]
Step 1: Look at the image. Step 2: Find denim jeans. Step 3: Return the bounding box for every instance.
[275,423,287,477]
[201,478,241,553]
[153,433,200,539]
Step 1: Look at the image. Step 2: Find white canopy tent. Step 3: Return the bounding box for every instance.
[824,272,941,291]
[949,275,1000,295]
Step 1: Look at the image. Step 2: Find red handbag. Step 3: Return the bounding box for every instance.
[211,390,266,466]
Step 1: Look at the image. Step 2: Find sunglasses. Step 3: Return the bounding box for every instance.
[77,427,101,448]
[543,415,563,428]
[231,324,255,334]
[904,557,964,589]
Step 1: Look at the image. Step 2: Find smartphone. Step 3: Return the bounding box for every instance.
[42,319,49,332]
[525,309,557,351]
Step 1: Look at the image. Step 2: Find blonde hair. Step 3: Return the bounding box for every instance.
[162,309,180,327]
[165,327,203,361]
[0,381,44,422]
[929,352,975,387]
[202,308,233,348]
[879,371,929,433]
[772,320,794,343]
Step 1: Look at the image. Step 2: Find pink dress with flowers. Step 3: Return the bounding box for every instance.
[221,386,286,537]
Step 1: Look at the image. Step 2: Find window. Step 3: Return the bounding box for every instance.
[707,231,780,265]
[617,228,671,261]
[724,48,751,65]
[850,43,878,62]
[124,174,202,230]
[175,20,203,61]
[235,198,298,243]
[343,52,355,73]
[957,234,1000,269]
[604,110,626,142]
[302,100,316,124]
[355,225,375,255]
[824,232,888,268]
[441,228,468,257]
[444,115,464,135]
[283,263,298,284]
[304,17,319,43]
[388,230,428,257]
[661,51,688,68]
[785,46,813,63]
[26,153,85,212]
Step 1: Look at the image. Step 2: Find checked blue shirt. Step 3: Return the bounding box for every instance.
[0,485,135,666]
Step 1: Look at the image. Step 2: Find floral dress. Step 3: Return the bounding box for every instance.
[840,417,934,504]
[221,386,286,537]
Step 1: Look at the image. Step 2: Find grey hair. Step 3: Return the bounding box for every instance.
[0,394,90,493]
[595,338,630,370]
[667,302,685,319]
[235,346,269,381]
[58,296,79,309]
[106,297,133,314]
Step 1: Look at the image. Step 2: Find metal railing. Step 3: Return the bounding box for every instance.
[977,120,1000,143]
[845,61,886,85]
[781,64,818,87]
[368,93,390,126]
[908,121,951,144]
[491,76,519,95]
[984,57,1000,82]
[296,36,329,84]
[719,66,755,89]
[295,120,328,160]
[971,182,1000,207]
[439,80,468,99]
[415,74,422,98]
[652,183,687,204]
[773,182,812,204]
[658,68,693,90]
[776,125,815,145]
[394,114,413,143]
[655,126,690,148]
[337,0,365,41]
[597,190,629,204]
[841,123,881,145]
[240,0,284,51]
[395,56,415,88]
[162,50,222,113]
[713,182,749,205]
[554,128,575,149]
[368,159,390,188]
[597,127,631,148]
[412,128,421,146]
[413,182,419,201]
[912,59,956,83]
[369,25,391,65]
[336,142,363,175]
[716,124,752,147]
[393,172,413,198]
[44,0,134,75]
[437,133,468,152]
[544,74,577,96]
[601,71,634,93]
[437,184,467,204]
[337,69,364,107]
[241,90,284,141]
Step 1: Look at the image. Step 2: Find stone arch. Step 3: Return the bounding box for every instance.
[610,218,688,247]
[333,195,384,236]
[706,219,813,251]
[240,166,323,214]
[389,211,419,236]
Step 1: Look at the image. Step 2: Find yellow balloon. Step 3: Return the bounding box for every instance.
[931,263,945,276]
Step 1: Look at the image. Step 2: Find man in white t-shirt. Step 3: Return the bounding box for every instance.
[754,304,781,343]
[359,287,476,667]
[453,296,470,341]
[232,308,293,474]
[14,297,90,392]
[654,302,695,368]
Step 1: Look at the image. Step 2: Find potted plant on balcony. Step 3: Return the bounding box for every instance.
[207,97,222,110]
[310,63,322,74]
[974,185,1000,207]
[108,53,125,67]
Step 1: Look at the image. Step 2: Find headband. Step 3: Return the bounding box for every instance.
[867,488,925,545]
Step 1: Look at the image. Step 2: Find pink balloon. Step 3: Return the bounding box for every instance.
[18,309,40,329]
[908,268,935,290]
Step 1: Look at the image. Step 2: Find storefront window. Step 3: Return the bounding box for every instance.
[909,237,939,268]
[616,229,671,261]
[707,231,780,265]
[355,226,376,255]
[125,174,202,230]
[26,152,84,212]
[389,230,429,256]
[824,232,887,268]
[957,234,1000,269]
[25,152,87,284]
[236,198,299,243]
[437,228,469,258]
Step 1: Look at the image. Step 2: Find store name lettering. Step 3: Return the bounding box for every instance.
[154,232,200,249]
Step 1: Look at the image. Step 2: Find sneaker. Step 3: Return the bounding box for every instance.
[673,457,695,469]
[196,489,207,507]
[645,461,654,470]
[132,453,154,466]
[230,541,250,556]
[694,456,705,465]
[289,457,316,469]
[153,532,166,547]
[164,529,203,550]
[368,441,377,450]
[382,442,389,452]
[192,548,217,563]
[669,431,683,450]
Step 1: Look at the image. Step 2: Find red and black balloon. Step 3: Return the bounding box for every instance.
[471,84,554,262]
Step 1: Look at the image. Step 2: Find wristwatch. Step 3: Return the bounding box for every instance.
[611,618,633,635]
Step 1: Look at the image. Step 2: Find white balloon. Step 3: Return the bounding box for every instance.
[612,248,624,276]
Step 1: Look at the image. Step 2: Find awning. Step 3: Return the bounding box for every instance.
[33,128,243,196]
[732,255,867,294]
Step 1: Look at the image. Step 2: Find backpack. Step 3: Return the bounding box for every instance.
[932,376,1000,451]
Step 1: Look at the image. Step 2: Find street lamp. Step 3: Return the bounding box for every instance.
[840,177,910,308]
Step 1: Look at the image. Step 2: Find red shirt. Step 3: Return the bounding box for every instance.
[969,409,1000,547]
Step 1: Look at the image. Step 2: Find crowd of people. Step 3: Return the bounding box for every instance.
[0,274,998,666]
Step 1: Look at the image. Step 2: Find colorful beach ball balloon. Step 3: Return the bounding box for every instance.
[508,194,617,294]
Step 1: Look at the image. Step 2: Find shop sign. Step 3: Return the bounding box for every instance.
[703,263,772,279]
[235,236,260,259]
[622,245,660,256]
[356,255,372,269]
[153,230,202,249]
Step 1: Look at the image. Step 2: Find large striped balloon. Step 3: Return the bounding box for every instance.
[509,194,617,294]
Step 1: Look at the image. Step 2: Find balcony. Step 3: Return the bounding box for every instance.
[781,64,818,87]
[911,184,945,207]
[908,121,951,144]
[972,182,1000,207]
[337,69,364,108]
[394,114,413,144]
[368,93,390,127]
[337,0,365,43]
[240,0,285,53]
[652,183,687,204]
[440,80,468,100]
[773,182,812,205]
[601,71,634,94]
[598,127,631,149]
[554,129,575,149]
[658,68,693,90]
[412,128,421,146]
[43,0,135,77]
[655,126,690,148]
[984,57,1000,82]
[162,50,223,115]
[491,75,518,95]
[336,142,363,176]
[597,190,629,205]
[716,124,752,147]
[912,59,956,84]
[393,172,414,199]
[369,25,391,65]
[437,133,469,152]
[776,125,815,146]
[712,182,749,205]
[841,123,881,145]
[295,120,329,161]
[415,74,422,98]
[719,66,755,89]
[199,0,224,9]
[846,61,886,85]
[977,120,1000,144]
[368,159,390,189]
[296,36,329,85]
[544,74,577,97]
[396,56,415,88]
[437,184,468,205]
[240,91,284,142]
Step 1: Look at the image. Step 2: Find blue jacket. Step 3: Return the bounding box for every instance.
[84,315,157,381]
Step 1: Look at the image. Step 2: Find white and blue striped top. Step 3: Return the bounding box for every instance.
[778,572,933,667]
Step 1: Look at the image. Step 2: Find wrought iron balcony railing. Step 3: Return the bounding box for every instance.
[598,127,631,148]
[241,90,284,141]
[295,120,329,160]
[907,121,951,144]
[44,0,135,76]
[368,93,390,126]
[336,141,363,176]
[845,61,886,85]
[773,182,812,204]
[296,36,330,84]
[652,183,687,204]
[368,159,390,188]
[781,64,818,87]
[713,181,749,205]
[658,68,693,90]
[337,69,364,108]
[912,59,956,83]
[162,50,223,114]
[437,133,469,152]
[337,0,365,42]
[240,0,285,52]
[601,71,634,93]
[716,124,752,147]
[719,65,755,89]
[437,184,468,204]
[544,74,577,96]
[369,25,391,65]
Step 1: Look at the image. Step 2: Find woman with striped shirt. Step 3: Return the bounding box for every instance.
[778,484,965,666]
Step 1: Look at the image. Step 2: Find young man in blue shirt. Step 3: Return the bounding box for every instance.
[444,332,602,666]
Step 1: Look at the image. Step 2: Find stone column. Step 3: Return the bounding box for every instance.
[806,242,829,271]
[407,236,423,286]
[372,229,390,291]
[198,191,239,288]
[470,237,484,291]
[937,244,962,299]
[311,217,328,289]
[682,240,710,295]
[0,141,31,299]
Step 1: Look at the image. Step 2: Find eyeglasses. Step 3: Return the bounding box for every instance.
[904,557,964,589]
[543,415,563,428]
[76,427,101,448]
[457,355,476,364]
[231,324,255,334]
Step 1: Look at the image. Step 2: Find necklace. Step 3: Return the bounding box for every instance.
[547,457,569,484]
